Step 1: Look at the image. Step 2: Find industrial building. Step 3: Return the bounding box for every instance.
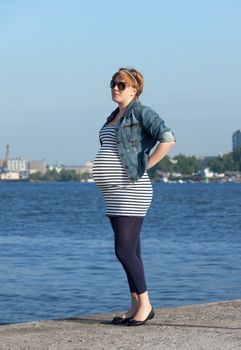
[232,130,241,151]
[0,145,46,180]
[62,161,93,175]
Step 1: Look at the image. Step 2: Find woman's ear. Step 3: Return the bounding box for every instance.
[131,87,137,97]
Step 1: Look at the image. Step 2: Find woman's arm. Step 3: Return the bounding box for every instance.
[147,141,176,169]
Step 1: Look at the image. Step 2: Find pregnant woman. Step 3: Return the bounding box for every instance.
[92,67,176,326]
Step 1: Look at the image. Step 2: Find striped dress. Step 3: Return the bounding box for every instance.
[92,124,153,217]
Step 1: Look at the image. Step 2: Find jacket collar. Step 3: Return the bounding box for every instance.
[123,99,140,117]
[106,99,141,123]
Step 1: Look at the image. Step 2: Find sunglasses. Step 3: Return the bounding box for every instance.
[110,80,129,91]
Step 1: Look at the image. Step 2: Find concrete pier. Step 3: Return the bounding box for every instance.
[0,300,241,349]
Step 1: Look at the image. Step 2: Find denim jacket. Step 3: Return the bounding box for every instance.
[100,99,176,182]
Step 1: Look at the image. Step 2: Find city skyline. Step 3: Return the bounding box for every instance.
[1,127,241,166]
[1,1,241,164]
[1,127,241,167]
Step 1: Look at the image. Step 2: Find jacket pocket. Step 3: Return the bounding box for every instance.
[123,123,140,143]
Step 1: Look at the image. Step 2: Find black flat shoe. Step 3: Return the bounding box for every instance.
[126,307,155,326]
[111,316,132,325]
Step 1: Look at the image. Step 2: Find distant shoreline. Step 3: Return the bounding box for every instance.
[0,179,240,184]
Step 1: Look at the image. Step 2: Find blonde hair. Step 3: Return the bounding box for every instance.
[112,67,144,98]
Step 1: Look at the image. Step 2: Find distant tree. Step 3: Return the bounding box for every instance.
[207,150,241,172]
[42,168,60,181]
[80,172,92,181]
[59,169,79,181]
[172,154,199,175]
[147,155,173,179]
[29,171,43,181]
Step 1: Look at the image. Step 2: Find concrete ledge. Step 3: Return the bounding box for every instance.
[0,300,241,349]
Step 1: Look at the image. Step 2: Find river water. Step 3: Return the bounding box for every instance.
[0,182,240,324]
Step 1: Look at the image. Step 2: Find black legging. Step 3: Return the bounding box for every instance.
[109,216,147,295]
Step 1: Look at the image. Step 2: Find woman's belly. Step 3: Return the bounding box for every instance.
[92,147,152,190]
[92,148,127,187]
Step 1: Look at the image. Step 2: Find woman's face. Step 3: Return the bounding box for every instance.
[111,75,137,105]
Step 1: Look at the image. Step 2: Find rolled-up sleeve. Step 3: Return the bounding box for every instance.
[139,106,176,143]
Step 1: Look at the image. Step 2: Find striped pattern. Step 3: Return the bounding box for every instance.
[92,125,153,216]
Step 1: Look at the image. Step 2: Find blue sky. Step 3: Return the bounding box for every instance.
[0,0,240,165]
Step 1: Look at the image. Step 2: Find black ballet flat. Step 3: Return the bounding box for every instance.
[111,316,133,325]
[126,307,155,326]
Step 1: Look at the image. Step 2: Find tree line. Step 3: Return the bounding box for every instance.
[148,147,241,179]
[29,148,241,182]
[206,147,241,173]
[30,168,91,182]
